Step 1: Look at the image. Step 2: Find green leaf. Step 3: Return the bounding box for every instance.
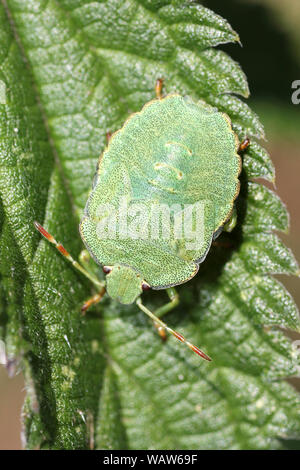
[0,0,299,450]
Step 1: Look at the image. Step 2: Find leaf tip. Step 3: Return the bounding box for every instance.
[235,33,242,47]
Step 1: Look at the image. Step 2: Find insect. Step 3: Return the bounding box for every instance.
[35,79,249,361]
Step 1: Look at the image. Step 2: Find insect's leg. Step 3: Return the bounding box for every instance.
[214,138,249,245]
[78,249,107,312]
[155,287,179,317]
[34,221,105,290]
[81,289,106,313]
[153,287,179,341]
[155,78,164,99]
[79,249,102,277]
[223,206,237,233]
[136,297,211,361]
[238,137,250,153]
[212,208,237,249]
[79,249,92,270]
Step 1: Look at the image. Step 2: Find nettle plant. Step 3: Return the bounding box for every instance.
[0,0,299,451]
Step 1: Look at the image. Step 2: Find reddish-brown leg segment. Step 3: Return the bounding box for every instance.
[238,137,250,153]
[81,290,106,313]
[34,222,106,311]
[136,295,211,361]
[155,78,164,99]
[153,287,179,342]
[154,322,168,342]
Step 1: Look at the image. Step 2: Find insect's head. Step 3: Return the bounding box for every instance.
[103,264,150,305]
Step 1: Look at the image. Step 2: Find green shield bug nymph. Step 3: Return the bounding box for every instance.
[35,80,249,362]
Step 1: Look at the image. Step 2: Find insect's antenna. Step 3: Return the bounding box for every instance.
[34,221,105,290]
[136,298,211,361]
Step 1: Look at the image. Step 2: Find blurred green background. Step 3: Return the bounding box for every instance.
[1,0,300,449]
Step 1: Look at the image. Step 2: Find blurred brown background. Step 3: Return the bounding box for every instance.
[1,0,300,449]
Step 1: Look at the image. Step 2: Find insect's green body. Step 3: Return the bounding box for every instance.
[35,91,244,361]
[80,94,241,304]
